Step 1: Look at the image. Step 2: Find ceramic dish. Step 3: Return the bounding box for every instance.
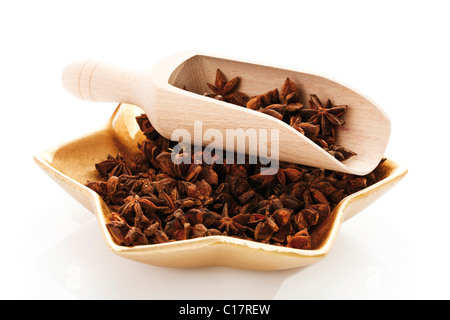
[34,103,407,270]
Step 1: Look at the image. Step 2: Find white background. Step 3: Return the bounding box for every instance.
[1,0,449,299]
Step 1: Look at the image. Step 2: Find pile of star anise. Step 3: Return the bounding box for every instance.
[86,113,384,250]
[199,69,356,161]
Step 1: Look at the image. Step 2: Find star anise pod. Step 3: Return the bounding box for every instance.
[164,209,192,240]
[106,220,131,244]
[250,166,303,186]
[294,208,319,230]
[261,103,286,120]
[257,195,284,214]
[106,219,149,246]
[204,203,248,236]
[95,154,134,177]
[182,180,213,203]
[254,215,279,242]
[270,208,295,244]
[135,114,156,138]
[279,77,303,113]
[94,175,131,205]
[289,115,329,148]
[247,78,303,120]
[140,139,162,169]
[118,194,162,225]
[85,180,107,198]
[173,152,203,181]
[297,172,337,209]
[155,151,218,186]
[166,190,200,211]
[287,229,311,249]
[216,204,246,235]
[149,229,170,244]
[271,208,293,228]
[300,94,347,136]
[101,196,152,243]
[206,69,249,106]
[191,224,209,238]
[246,88,279,110]
[333,173,368,194]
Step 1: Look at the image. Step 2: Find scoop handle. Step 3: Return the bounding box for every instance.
[61,60,143,106]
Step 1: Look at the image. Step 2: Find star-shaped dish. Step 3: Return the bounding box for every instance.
[34,104,407,270]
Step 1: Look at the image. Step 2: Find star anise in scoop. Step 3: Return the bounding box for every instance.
[289,115,329,148]
[246,88,279,110]
[246,78,303,118]
[206,69,249,106]
[300,94,347,136]
[279,77,303,113]
[261,103,286,120]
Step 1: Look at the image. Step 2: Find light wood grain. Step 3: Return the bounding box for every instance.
[61,51,391,175]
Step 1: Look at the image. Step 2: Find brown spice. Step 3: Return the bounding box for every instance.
[204,69,250,106]
[199,69,356,161]
[86,113,385,250]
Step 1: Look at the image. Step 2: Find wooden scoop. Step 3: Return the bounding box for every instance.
[61,51,390,175]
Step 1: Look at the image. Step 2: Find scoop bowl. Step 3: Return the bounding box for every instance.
[61,51,391,175]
